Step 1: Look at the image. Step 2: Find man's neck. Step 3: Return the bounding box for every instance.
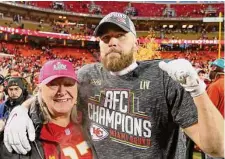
[110,61,138,76]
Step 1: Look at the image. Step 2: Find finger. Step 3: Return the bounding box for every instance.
[158,61,169,72]
[4,141,13,153]
[11,144,28,155]
[13,144,28,155]
[11,132,28,155]
[7,130,14,146]
[4,131,13,153]
[19,131,31,151]
[11,130,21,146]
[11,145,20,154]
[27,119,35,142]
[175,71,185,80]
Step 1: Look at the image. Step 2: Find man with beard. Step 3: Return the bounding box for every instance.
[0,76,31,131]
[3,12,224,159]
[207,59,224,118]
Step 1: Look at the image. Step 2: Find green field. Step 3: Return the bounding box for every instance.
[194,152,202,159]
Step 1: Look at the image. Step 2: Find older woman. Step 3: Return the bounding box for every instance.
[0,59,93,159]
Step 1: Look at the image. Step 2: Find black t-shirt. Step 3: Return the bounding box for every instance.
[78,60,198,159]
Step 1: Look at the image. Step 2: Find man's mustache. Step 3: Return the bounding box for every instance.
[11,96,19,98]
[106,48,122,56]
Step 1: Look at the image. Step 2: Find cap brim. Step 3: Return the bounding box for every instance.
[94,22,130,37]
[40,75,78,85]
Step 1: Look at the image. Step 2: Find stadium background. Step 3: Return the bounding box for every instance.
[0,1,224,158]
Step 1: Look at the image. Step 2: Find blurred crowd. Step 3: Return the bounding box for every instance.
[0,42,97,93]
[14,1,223,18]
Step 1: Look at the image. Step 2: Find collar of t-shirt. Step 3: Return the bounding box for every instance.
[110,61,138,76]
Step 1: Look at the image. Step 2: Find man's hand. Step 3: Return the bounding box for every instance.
[4,105,35,155]
[159,59,205,97]
[0,66,9,77]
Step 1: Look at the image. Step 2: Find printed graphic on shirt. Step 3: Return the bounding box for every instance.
[46,142,91,159]
[140,80,151,90]
[49,156,56,159]
[90,123,109,141]
[62,141,90,159]
[88,88,152,149]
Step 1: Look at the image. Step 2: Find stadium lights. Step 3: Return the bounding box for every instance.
[169,25,173,28]
[182,25,187,28]
[188,25,193,28]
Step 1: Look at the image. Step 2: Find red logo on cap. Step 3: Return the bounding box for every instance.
[116,17,126,24]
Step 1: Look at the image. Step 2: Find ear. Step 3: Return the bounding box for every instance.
[96,37,101,41]
[37,84,42,92]
[133,38,139,52]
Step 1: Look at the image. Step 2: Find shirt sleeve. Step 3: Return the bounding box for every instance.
[164,75,198,129]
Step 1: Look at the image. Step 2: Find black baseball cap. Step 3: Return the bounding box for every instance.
[94,12,136,37]
[7,77,24,90]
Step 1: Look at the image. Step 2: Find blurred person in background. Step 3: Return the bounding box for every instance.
[0,75,5,104]
[207,58,224,118]
[197,68,207,89]
[0,76,31,120]
[0,90,5,104]
[197,69,206,82]
[0,60,93,159]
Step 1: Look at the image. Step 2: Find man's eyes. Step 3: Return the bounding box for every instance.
[101,36,110,42]
[101,33,126,42]
[116,34,125,38]
[9,88,19,91]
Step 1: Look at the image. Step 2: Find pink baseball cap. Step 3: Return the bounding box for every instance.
[39,59,78,84]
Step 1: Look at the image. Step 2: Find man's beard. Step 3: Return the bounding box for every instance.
[101,47,134,72]
[9,94,25,106]
[209,71,217,80]
[209,71,224,80]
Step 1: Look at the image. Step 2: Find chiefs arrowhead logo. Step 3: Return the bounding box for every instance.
[90,123,108,141]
